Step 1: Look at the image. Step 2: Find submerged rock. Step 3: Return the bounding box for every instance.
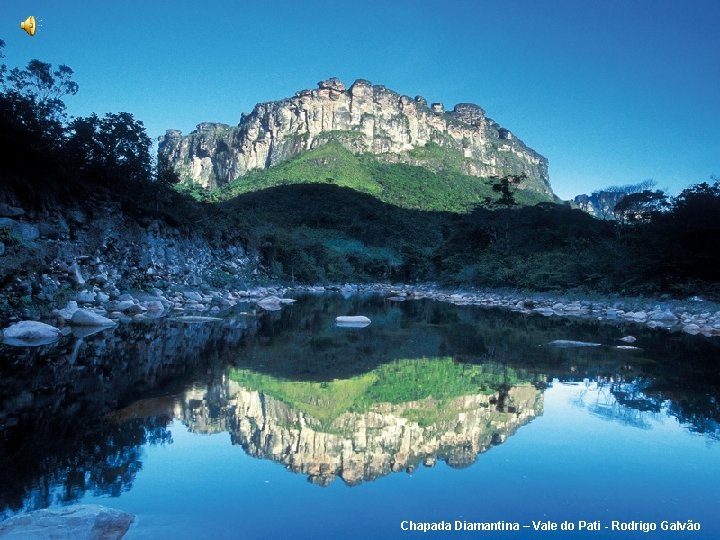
[549,340,602,348]
[0,504,134,539]
[2,321,60,346]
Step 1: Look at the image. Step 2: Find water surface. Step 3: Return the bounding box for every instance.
[1,295,718,539]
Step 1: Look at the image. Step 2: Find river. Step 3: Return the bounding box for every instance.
[1,294,718,539]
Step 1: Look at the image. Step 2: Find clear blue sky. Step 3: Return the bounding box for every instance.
[2,0,719,199]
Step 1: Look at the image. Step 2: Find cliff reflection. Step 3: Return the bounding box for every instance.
[179,359,544,486]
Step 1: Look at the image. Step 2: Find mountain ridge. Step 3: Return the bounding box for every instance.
[159,77,553,198]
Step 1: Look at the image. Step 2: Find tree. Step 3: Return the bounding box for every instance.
[490,174,525,207]
[613,189,669,224]
[66,112,152,186]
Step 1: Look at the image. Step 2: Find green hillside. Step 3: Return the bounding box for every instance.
[196,142,551,212]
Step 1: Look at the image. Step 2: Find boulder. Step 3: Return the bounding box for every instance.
[649,309,679,322]
[183,291,203,302]
[70,309,116,327]
[0,504,134,540]
[2,321,60,346]
[619,335,637,343]
[57,301,79,321]
[549,340,602,348]
[0,218,39,242]
[76,290,97,303]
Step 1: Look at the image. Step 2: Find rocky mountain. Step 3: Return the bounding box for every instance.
[159,78,553,197]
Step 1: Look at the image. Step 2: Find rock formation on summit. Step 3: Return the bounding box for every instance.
[159,78,552,197]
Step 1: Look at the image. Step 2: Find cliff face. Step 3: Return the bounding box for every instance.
[180,381,543,486]
[159,78,552,196]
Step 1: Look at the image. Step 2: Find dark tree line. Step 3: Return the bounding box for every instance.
[0,40,178,208]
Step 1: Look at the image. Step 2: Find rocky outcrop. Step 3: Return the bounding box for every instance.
[159,78,552,196]
[180,381,542,486]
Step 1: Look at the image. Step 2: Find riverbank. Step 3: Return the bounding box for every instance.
[2,280,720,346]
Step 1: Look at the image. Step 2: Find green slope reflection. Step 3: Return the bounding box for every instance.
[177,359,543,486]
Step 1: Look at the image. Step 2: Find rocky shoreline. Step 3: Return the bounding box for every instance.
[2,279,720,346]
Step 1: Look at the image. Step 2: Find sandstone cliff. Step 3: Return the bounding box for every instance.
[159,78,552,197]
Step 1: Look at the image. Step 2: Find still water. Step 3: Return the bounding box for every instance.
[1,294,719,539]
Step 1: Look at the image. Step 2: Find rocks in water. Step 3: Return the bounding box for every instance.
[70,309,116,327]
[682,323,701,335]
[2,321,61,346]
[0,504,134,540]
[336,315,371,328]
[257,296,284,311]
[649,309,679,322]
[549,340,602,348]
[619,335,637,343]
[56,301,79,321]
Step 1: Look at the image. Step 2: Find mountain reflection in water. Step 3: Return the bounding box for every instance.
[1,294,718,518]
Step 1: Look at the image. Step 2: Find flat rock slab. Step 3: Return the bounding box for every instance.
[70,309,116,327]
[2,321,60,347]
[549,340,602,348]
[336,315,371,328]
[0,504,134,539]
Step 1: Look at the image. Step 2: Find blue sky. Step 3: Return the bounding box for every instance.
[2,0,719,199]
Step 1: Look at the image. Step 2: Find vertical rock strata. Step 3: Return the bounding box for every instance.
[159,78,552,196]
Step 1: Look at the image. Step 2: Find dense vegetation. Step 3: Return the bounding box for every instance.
[193,141,550,213]
[1,43,718,297]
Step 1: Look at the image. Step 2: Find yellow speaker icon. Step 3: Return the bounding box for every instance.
[20,16,36,37]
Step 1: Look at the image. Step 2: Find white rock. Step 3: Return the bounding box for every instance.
[3,321,60,346]
[549,340,602,348]
[336,315,371,328]
[70,309,116,327]
[619,335,637,343]
[0,504,134,540]
[682,324,701,335]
